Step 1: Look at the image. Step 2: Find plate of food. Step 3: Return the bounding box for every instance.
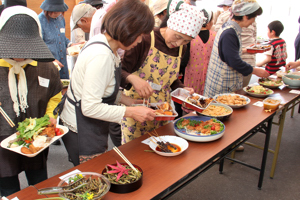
[171,88,213,113]
[246,44,271,53]
[213,93,250,108]
[174,116,225,142]
[148,135,188,157]
[258,78,283,88]
[0,115,69,157]
[132,102,178,121]
[102,161,143,193]
[197,103,233,121]
[243,85,274,98]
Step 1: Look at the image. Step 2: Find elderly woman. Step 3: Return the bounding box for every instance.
[203,0,270,98]
[60,0,156,166]
[0,6,62,196]
[120,0,206,143]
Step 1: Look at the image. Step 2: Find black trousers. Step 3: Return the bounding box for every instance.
[0,168,47,197]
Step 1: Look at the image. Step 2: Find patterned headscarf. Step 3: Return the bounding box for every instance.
[231,0,260,16]
[167,0,206,38]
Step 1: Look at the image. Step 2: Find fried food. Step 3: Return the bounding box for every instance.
[21,147,33,154]
[216,95,247,106]
[202,105,231,116]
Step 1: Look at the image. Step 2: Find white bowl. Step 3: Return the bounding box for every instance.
[174,116,225,142]
[149,135,188,157]
[243,86,274,98]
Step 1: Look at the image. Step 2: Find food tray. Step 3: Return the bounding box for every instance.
[246,44,271,53]
[171,88,211,113]
[132,102,178,121]
[174,116,225,142]
[0,125,69,157]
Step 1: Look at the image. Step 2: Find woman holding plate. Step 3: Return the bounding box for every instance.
[120,0,206,143]
[0,6,62,196]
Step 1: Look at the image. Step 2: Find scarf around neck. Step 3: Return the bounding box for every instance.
[3,58,33,116]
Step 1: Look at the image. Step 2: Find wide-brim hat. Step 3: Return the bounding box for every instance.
[5,0,27,8]
[153,0,168,16]
[40,0,68,12]
[80,0,107,7]
[0,6,54,62]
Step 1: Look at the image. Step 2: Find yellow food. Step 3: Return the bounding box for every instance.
[216,95,247,106]
[202,105,231,116]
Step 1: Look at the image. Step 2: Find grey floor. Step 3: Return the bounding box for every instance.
[16,104,300,200]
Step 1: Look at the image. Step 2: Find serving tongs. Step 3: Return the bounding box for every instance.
[37,178,87,195]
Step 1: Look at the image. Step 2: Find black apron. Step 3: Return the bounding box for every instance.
[66,42,121,157]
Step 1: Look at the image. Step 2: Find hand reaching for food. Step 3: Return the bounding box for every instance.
[127,74,153,98]
[125,106,156,122]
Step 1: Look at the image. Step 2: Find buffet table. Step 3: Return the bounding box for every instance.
[6,86,300,200]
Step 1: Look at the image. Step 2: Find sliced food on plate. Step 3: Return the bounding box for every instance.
[258,78,283,88]
[214,93,250,108]
[244,85,274,97]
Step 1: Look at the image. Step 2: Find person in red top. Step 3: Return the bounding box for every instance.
[256,20,287,74]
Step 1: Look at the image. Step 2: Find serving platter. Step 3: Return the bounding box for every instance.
[213,93,250,108]
[197,103,233,121]
[0,125,69,157]
[258,78,283,89]
[243,86,274,98]
[174,116,225,142]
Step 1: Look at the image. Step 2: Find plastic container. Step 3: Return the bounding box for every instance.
[263,97,281,111]
[171,88,212,113]
[246,44,271,53]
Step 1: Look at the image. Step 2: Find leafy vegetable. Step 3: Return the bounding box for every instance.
[16,115,50,141]
[176,118,185,129]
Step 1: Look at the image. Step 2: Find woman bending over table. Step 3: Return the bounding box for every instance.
[59,0,156,166]
[120,0,206,144]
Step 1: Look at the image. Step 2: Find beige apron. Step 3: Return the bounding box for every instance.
[122,31,183,144]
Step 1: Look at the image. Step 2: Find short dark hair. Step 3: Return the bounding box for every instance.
[268,20,284,37]
[101,0,154,47]
[232,7,263,21]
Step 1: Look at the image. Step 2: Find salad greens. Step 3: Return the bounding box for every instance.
[16,115,50,141]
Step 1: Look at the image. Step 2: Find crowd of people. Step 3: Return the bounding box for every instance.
[0,0,299,197]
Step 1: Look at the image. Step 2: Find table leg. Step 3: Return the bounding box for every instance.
[258,117,273,189]
[219,158,224,174]
[291,102,295,118]
[270,107,287,179]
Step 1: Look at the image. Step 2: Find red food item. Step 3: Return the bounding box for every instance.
[55,128,62,136]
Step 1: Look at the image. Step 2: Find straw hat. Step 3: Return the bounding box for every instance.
[0,6,54,61]
[4,0,27,7]
[40,0,68,12]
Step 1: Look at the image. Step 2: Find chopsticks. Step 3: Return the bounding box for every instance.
[0,102,15,127]
[113,146,138,172]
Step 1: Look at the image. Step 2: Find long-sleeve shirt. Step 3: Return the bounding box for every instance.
[38,12,71,79]
[60,34,126,132]
[218,27,253,76]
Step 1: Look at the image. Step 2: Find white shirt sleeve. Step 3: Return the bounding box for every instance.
[80,50,126,124]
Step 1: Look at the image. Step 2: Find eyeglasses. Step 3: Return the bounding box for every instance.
[94,4,103,9]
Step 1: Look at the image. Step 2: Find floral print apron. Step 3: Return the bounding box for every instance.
[122,31,183,144]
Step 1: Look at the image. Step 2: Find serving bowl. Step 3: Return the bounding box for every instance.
[148,135,189,157]
[102,163,143,194]
[58,172,110,200]
[197,103,233,121]
[174,116,225,142]
[213,93,250,108]
[282,74,300,88]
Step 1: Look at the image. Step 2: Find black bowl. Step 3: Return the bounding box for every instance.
[102,163,143,193]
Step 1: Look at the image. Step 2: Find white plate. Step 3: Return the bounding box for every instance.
[213,93,251,108]
[149,135,188,157]
[0,125,69,157]
[174,116,225,142]
[243,86,274,98]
